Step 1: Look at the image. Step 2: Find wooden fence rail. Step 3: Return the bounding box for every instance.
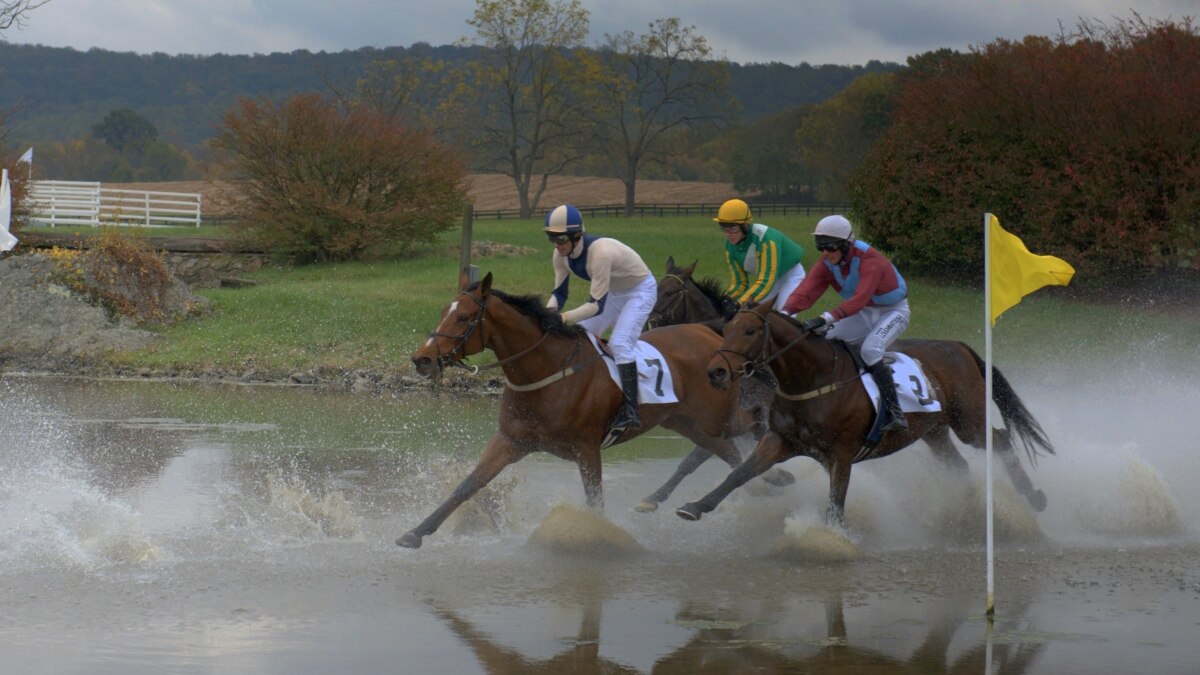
[469,202,852,221]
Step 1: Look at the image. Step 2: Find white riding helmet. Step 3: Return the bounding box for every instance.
[813,215,853,241]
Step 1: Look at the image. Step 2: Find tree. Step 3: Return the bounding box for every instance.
[215,94,468,263]
[726,106,812,200]
[462,0,592,217]
[794,72,897,201]
[0,0,50,31]
[92,108,158,154]
[852,16,1200,275]
[585,18,730,215]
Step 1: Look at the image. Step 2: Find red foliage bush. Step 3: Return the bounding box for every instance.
[216,94,468,263]
[852,17,1200,277]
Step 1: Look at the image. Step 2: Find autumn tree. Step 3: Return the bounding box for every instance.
[461,0,592,217]
[794,71,896,202]
[215,94,467,263]
[853,16,1200,276]
[585,18,730,215]
[92,108,158,154]
[725,106,812,200]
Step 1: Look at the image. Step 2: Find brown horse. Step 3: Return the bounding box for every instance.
[637,256,796,512]
[676,302,1052,525]
[401,270,762,548]
[646,256,725,330]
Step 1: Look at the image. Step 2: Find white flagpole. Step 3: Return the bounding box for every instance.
[983,212,995,617]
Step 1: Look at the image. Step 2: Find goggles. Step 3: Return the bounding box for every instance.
[816,241,842,252]
[547,232,573,245]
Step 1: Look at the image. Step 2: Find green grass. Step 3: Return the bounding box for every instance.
[111,214,1200,374]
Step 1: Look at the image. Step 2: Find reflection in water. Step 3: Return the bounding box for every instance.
[429,570,1049,675]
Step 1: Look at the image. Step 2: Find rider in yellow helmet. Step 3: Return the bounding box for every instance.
[714,199,807,319]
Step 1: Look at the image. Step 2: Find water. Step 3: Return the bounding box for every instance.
[0,373,1196,674]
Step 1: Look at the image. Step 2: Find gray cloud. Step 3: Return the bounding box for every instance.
[5,0,1196,65]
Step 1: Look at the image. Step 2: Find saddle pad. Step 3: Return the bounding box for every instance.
[859,352,942,414]
[585,333,680,405]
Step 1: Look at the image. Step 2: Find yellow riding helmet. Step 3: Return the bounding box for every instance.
[713,199,752,225]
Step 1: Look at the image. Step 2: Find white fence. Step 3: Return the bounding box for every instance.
[28,180,202,228]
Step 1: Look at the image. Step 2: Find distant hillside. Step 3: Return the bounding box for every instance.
[0,42,902,148]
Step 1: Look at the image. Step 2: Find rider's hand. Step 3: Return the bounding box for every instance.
[719,295,739,320]
[800,312,834,332]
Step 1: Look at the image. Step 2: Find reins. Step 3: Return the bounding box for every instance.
[432,289,599,391]
[718,308,855,403]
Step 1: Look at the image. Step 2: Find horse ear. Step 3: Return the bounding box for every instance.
[665,255,676,271]
[480,272,493,296]
[458,267,472,290]
[685,260,698,276]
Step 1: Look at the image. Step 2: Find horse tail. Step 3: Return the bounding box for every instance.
[964,344,1055,465]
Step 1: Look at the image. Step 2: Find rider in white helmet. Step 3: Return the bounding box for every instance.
[544,204,657,435]
[782,214,911,433]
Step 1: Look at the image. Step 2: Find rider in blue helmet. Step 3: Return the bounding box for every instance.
[544,204,656,440]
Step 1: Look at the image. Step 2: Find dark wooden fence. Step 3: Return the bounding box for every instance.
[469,202,853,220]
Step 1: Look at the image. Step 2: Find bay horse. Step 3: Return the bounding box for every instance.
[676,301,1052,525]
[637,256,796,512]
[646,256,725,330]
[400,270,762,548]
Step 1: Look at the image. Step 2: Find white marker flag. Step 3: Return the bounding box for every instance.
[0,169,18,252]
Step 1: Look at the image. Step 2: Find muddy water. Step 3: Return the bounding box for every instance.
[0,374,1196,674]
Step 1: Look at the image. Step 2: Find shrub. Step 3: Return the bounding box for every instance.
[215,94,468,263]
[852,17,1200,277]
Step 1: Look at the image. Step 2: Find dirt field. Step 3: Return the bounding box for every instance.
[122,175,747,216]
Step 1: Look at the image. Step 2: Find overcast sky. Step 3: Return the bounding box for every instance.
[3,0,1195,66]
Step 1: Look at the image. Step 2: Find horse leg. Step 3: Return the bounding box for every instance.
[676,431,791,521]
[635,445,713,513]
[994,428,1047,512]
[825,457,853,527]
[576,445,604,511]
[397,435,523,549]
[925,427,969,477]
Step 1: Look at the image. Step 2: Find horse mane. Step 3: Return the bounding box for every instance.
[475,286,586,339]
[692,276,725,311]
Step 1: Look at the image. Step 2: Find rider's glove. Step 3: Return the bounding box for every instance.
[800,312,835,332]
[718,295,739,320]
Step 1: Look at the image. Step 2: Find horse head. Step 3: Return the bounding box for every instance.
[706,301,774,389]
[647,256,698,329]
[410,269,494,379]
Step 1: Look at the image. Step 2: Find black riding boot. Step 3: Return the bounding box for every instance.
[611,362,642,431]
[867,361,908,433]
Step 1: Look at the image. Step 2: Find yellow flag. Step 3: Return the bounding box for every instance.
[988,214,1074,325]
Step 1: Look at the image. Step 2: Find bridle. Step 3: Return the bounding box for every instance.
[713,308,853,401]
[428,290,551,375]
[647,273,690,330]
[428,290,599,390]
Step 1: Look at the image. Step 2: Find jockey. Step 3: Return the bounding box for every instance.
[545,204,656,434]
[782,214,911,433]
[714,199,807,319]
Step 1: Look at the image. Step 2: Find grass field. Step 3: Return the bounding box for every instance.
[111,214,1200,376]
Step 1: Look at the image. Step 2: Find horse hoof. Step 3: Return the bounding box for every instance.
[676,504,703,521]
[762,468,796,487]
[396,532,423,549]
[634,500,659,513]
[1030,490,1048,512]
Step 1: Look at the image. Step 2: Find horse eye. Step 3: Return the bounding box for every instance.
[456,315,469,323]
[744,328,756,336]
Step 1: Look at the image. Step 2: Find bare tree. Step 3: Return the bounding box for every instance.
[0,1,51,31]
[586,18,730,215]
[463,0,592,217]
